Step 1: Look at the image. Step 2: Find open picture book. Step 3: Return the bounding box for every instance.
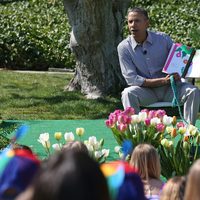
[162,43,200,78]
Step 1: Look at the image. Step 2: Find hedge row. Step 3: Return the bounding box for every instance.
[0,0,200,70]
[0,0,75,70]
[130,0,200,47]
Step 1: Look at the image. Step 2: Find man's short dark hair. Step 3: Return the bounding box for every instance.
[127,7,149,20]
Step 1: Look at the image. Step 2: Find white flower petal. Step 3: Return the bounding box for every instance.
[114,146,121,153]
[64,132,75,142]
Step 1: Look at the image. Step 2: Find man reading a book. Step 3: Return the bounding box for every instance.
[118,7,200,125]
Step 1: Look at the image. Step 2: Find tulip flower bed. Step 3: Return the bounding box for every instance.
[105,107,200,179]
[37,127,110,163]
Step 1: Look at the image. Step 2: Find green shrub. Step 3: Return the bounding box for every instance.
[0,120,19,150]
[0,0,75,70]
[0,0,199,70]
[130,0,200,48]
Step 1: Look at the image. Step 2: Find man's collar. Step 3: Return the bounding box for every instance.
[130,31,153,49]
[147,31,153,45]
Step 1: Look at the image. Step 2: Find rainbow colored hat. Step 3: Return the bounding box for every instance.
[0,148,40,200]
[101,161,146,200]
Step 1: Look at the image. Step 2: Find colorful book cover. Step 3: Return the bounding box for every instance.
[162,43,196,78]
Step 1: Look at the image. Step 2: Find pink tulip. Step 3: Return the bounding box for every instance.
[177,122,185,129]
[113,109,123,116]
[156,123,165,133]
[118,114,132,124]
[144,118,151,126]
[124,107,135,116]
[105,119,115,128]
[141,109,149,115]
[126,116,132,124]
[109,113,117,124]
[117,123,127,132]
[156,109,166,119]
[148,110,157,119]
[118,114,127,124]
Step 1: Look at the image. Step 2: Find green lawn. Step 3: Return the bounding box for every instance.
[0,70,122,120]
[1,70,200,120]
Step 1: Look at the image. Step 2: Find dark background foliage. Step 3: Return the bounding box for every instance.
[130,0,200,47]
[0,0,199,70]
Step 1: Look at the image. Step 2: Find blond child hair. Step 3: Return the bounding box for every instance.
[184,159,200,200]
[130,143,162,197]
[160,176,186,200]
[130,143,161,180]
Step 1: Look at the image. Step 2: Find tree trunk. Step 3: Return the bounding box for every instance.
[63,0,131,98]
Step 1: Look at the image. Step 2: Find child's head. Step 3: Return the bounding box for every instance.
[101,161,146,200]
[12,144,33,153]
[130,143,161,180]
[184,159,200,200]
[31,151,110,200]
[160,176,186,200]
[62,141,88,154]
[0,148,40,200]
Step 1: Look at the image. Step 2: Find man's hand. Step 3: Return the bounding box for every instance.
[170,73,181,81]
[164,73,181,84]
[142,73,181,87]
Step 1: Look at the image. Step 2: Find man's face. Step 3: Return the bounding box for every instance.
[127,11,149,37]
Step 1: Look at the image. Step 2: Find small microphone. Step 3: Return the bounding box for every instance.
[143,50,147,55]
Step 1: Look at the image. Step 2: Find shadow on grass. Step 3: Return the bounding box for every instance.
[2,90,123,119]
[8,91,122,106]
[53,95,123,119]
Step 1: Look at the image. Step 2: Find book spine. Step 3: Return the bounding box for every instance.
[181,48,196,78]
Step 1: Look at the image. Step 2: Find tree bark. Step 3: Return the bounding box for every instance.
[63,0,131,98]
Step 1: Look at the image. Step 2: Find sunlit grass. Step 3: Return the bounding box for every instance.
[0,70,122,120]
[1,70,199,120]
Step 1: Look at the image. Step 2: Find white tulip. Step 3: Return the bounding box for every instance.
[114,146,121,153]
[179,127,187,134]
[93,141,100,151]
[94,151,102,159]
[38,133,50,148]
[138,112,147,122]
[102,149,110,157]
[85,143,94,152]
[163,115,173,125]
[38,132,49,143]
[150,117,161,125]
[52,143,61,151]
[88,136,97,146]
[188,124,198,136]
[166,126,173,134]
[64,132,75,142]
[131,115,140,124]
